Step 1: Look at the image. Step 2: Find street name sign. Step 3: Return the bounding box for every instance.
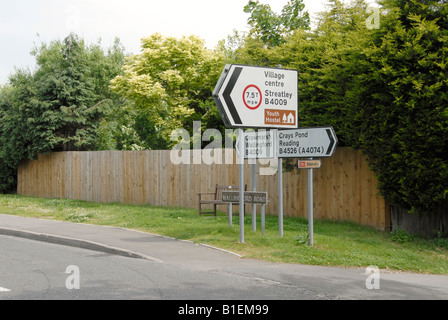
[277,127,338,158]
[222,191,268,205]
[213,64,299,129]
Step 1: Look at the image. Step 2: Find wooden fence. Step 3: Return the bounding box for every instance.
[17,148,391,231]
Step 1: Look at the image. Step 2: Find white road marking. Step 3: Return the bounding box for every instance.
[0,286,11,292]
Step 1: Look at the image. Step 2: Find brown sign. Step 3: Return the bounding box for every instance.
[222,191,268,205]
[265,109,297,127]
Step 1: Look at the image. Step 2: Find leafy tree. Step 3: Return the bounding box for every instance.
[218,0,312,68]
[0,34,126,193]
[355,0,448,214]
[0,84,19,193]
[110,33,225,149]
[233,0,448,217]
[96,103,146,151]
[26,33,126,152]
[243,0,310,47]
[295,0,372,146]
[216,30,248,65]
[231,0,371,146]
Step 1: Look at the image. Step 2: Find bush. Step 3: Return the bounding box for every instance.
[434,231,448,249]
[390,229,415,243]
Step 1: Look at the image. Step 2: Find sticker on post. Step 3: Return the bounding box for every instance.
[298,160,322,169]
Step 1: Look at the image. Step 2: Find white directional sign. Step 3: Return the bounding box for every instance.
[236,130,276,159]
[213,64,299,129]
[277,127,338,158]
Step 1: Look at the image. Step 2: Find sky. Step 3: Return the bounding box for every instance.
[0,0,330,85]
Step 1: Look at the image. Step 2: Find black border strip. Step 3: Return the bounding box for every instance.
[223,66,243,125]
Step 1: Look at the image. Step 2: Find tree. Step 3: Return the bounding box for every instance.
[234,0,448,218]
[27,33,127,152]
[0,84,18,193]
[243,0,310,47]
[355,0,448,214]
[232,0,371,146]
[110,34,225,149]
[0,34,126,193]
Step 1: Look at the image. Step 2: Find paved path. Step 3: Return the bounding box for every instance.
[1,214,447,300]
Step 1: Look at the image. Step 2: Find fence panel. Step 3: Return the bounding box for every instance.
[17,148,390,230]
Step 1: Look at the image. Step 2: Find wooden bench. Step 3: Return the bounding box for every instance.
[197,184,247,217]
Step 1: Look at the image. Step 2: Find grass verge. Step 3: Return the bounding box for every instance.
[1,194,447,275]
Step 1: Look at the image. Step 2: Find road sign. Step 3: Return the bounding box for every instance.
[222,191,268,205]
[213,64,299,129]
[277,127,338,158]
[236,130,276,159]
[298,160,322,169]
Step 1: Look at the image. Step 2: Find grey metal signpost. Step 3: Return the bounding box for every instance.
[251,163,257,232]
[278,155,283,238]
[277,127,338,246]
[222,191,268,236]
[237,130,276,233]
[307,161,315,246]
[238,129,245,243]
[214,65,340,245]
[214,64,299,243]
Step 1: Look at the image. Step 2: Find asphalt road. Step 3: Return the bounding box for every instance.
[0,235,329,300]
[1,215,447,301]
